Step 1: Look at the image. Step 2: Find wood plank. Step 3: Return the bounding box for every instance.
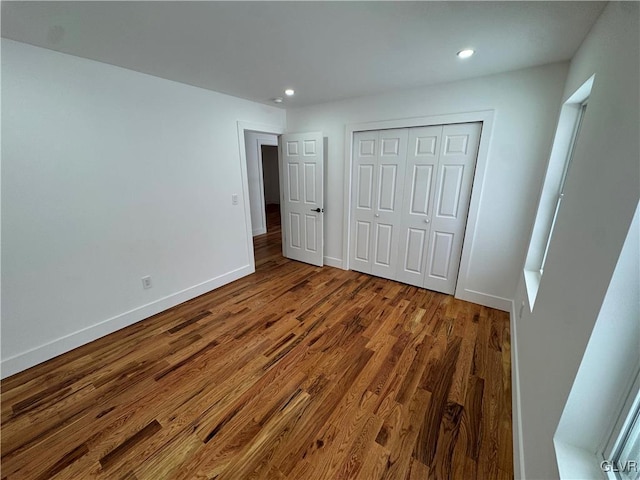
[0,210,512,480]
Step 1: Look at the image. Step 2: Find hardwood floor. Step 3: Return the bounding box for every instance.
[1,204,513,479]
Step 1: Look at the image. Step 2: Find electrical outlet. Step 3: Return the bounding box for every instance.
[232,194,239,205]
[142,276,152,289]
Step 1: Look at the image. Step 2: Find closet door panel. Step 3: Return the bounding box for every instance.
[350,123,481,296]
[377,164,399,212]
[371,128,409,279]
[350,131,379,274]
[354,221,372,263]
[424,122,482,294]
[397,126,441,287]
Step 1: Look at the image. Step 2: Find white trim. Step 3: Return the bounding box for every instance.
[1,265,253,379]
[522,75,595,308]
[565,74,595,104]
[254,137,278,237]
[523,269,541,312]
[511,299,527,480]
[237,121,285,267]
[603,370,640,462]
[452,112,496,306]
[323,256,344,269]
[254,137,267,236]
[455,288,511,312]
[554,439,607,480]
[342,110,497,308]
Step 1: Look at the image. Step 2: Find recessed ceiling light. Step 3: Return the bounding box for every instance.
[457,49,475,59]
[272,97,283,103]
[284,89,295,96]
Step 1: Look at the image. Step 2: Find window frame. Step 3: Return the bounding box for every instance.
[523,75,594,309]
[602,370,640,480]
[539,100,588,274]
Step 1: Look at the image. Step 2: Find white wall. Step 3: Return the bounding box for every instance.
[244,131,278,236]
[287,62,569,307]
[1,39,285,377]
[511,3,640,479]
[554,203,639,479]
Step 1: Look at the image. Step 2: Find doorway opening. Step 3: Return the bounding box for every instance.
[238,124,325,270]
[243,130,278,237]
[242,129,282,264]
[260,145,281,234]
[237,122,284,271]
[255,145,284,266]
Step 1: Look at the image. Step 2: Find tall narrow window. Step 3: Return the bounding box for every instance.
[604,376,640,480]
[539,100,588,274]
[613,406,640,480]
[523,75,593,308]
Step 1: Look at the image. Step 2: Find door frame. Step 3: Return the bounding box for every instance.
[258,142,281,231]
[252,137,278,236]
[237,121,285,272]
[342,110,496,305]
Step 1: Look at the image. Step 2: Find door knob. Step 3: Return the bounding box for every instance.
[424,218,430,223]
[311,207,324,213]
[375,213,380,218]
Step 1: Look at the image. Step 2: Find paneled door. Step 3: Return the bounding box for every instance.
[350,129,408,279]
[371,129,409,278]
[279,132,324,267]
[350,131,378,274]
[397,126,441,287]
[423,123,481,294]
[350,122,481,295]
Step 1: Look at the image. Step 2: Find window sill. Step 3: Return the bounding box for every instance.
[523,269,541,311]
[555,439,607,480]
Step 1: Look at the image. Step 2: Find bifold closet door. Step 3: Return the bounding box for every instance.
[351,131,378,274]
[422,122,481,294]
[350,122,481,295]
[371,129,408,278]
[350,129,408,278]
[396,126,442,287]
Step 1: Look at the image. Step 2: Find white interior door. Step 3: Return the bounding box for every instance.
[279,132,324,267]
[423,122,481,294]
[397,126,441,287]
[350,129,408,278]
[349,122,481,296]
[371,129,408,279]
[350,131,379,274]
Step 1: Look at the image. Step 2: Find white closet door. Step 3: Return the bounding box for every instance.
[423,122,481,294]
[397,126,441,287]
[350,131,379,274]
[370,129,409,279]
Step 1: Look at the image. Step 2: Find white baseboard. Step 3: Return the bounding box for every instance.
[1,265,254,379]
[323,256,344,269]
[510,299,526,480]
[454,288,512,312]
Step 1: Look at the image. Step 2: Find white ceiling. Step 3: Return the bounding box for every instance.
[1,1,606,107]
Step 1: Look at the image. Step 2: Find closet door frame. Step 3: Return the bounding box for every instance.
[343,110,495,303]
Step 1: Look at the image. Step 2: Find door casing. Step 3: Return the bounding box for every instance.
[343,110,496,306]
[237,121,285,273]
